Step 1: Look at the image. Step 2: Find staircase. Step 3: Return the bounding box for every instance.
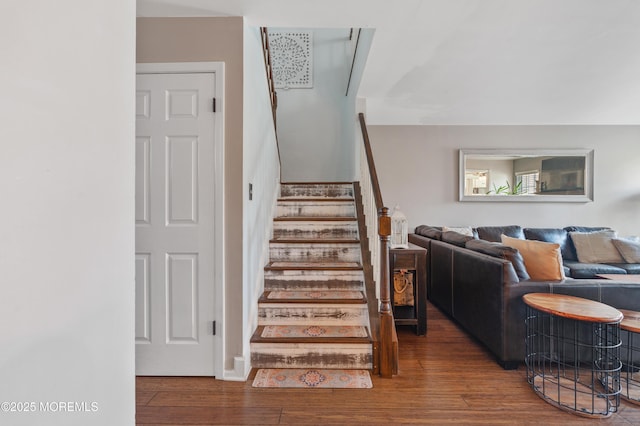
[250,182,374,375]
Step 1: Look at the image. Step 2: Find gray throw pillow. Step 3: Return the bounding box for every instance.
[569,230,624,264]
[611,238,640,263]
[563,226,612,260]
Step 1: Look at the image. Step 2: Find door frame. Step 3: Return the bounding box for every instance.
[136,62,225,378]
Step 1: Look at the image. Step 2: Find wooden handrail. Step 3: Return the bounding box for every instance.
[358,112,398,378]
[358,113,383,210]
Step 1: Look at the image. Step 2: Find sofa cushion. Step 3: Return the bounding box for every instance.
[563,260,627,279]
[570,230,625,263]
[501,235,565,281]
[414,225,442,240]
[441,231,475,247]
[523,228,573,262]
[564,226,612,232]
[477,225,524,242]
[465,239,530,280]
[612,263,640,274]
[611,238,640,263]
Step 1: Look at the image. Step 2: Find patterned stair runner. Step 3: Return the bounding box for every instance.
[260,325,369,339]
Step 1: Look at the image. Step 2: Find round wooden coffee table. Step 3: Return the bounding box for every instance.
[523,293,623,418]
[619,309,640,406]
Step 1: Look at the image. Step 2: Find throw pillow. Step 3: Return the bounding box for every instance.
[563,226,612,261]
[611,238,640,263]
[442,226,474,237]
[569,230,625,264]
[501,235,565,281]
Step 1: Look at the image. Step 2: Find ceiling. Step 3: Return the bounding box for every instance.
[137,0,640,125]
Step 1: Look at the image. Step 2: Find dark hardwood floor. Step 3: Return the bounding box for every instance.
[137,302,640,425]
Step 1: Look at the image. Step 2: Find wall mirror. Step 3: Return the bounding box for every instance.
[459,149,594,202]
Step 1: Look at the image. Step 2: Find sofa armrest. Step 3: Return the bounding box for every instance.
[450,248,523,362]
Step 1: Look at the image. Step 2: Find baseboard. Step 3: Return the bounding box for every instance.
[222,356,251,381]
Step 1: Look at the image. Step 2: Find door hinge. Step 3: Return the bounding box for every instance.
[212,98,216,113]
[212,320,216,336]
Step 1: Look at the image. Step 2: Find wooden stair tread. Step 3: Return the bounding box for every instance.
[265,262,363,271]
[274,217,357,222]
[280,181,354,184]
[260,290,366,304]
[270,238,360,244]
[251,325,371,344]
[264,281,365,292]
[277,197,355,202]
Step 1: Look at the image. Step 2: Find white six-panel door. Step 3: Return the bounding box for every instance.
[135,70,218,376]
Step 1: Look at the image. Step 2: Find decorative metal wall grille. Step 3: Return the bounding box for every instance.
[268,31,313,89]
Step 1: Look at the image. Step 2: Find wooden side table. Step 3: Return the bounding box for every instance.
[523,293,623,418]
[389,243,427,335]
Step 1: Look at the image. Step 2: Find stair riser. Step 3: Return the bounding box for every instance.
[276,202,355,218]
[280,184,354,199]
[264,265,364,290]
[258,305,369,326]
[264,290,365,301]
[273,221,358,240]
[264,280,364,291]
[251,344,372,369]
[269,243,361,263]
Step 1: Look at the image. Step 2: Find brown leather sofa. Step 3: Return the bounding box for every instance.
[409,225,640,369]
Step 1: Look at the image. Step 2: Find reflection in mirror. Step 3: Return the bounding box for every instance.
[464,169,489,195]
[459,149,594,202]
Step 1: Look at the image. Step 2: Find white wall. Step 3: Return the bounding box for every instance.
[349,30,375,181]
[369,125,640,236]
[0,1,135,425]
[276,28,354,182]
[242,25,281,377]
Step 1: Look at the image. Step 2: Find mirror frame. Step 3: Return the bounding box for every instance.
[459,148,594,203]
